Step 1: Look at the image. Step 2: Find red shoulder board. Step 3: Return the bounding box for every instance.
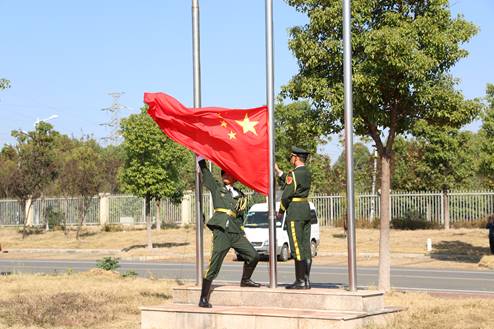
[286,175,293,185]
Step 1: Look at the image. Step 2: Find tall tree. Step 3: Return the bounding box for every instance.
[283,0,479,290]
[120,107,189,247]
[9,122,57,237]
[479,84,494,188]
[332,143,373,193]
[58,139,104,239]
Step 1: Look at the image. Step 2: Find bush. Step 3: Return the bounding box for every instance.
[451,219,487,229]
[45,206,65,230]
[121,270,138,278]
[102,224,124,232]
[391,211,440,230]
[95,257,120,271]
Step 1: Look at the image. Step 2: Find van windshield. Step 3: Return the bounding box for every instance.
[245,211,282,228]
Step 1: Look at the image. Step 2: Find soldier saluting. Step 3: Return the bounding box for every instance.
[197,156,261,308]
[275,146,312,289]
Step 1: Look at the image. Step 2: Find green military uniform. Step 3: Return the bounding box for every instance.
[278,165,312,261]
[199,160,259,281]
[278,146,312,289]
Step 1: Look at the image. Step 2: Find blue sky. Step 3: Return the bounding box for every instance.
[1,0,492,162]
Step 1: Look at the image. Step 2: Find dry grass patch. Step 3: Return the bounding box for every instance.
[365,291,494,329]
[0,271,178,329]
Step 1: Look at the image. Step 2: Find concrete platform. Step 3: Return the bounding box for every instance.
[141,286,399,329]
[173,285,384,312]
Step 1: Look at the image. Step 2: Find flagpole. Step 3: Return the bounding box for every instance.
[343,0,357,292]
[192,0,204,286]
[265,0,277,288]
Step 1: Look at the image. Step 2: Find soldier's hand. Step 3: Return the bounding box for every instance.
[274,163,282,176]
[276,212,284,221]
[196,154,205,162]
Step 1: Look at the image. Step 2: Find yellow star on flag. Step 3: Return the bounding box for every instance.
[227,131,237,140]
[235,114,258,135]
[220,121,227,128]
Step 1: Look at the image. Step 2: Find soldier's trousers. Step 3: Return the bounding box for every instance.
[286,219,311,261]
[204,228,259,281]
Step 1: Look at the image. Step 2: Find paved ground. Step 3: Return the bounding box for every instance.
[1,259,493,294]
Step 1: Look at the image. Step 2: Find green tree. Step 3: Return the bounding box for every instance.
[58,139,104,239]
[414,123,477,191]
[479,84,494,188]
[0,145,17,198]
[283,0,479,290]
[332,143,373,193]
[9,122,57,237]
[120,107,190,248]
[0,78,10,91]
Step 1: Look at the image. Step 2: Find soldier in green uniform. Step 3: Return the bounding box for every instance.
[275,146,312,289]
[197,156,261,308]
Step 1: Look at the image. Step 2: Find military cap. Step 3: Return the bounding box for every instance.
[291,146,310,156]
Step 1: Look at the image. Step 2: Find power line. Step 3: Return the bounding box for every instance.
[100,92,128,145]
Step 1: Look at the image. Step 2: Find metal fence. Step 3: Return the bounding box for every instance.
[108,195,182,225]
[1,190,493,227]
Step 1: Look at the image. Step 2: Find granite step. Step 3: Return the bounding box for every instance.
[172,285,384,312]
[141,303,400,329]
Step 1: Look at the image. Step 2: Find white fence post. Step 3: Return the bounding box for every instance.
[25,198,34,227]
[443,190,450,230]
[181,192,192,226]
[99,193,110,226]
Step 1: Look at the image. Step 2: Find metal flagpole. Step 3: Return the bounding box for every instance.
[265,0,277,288]
[343,0,357,292]
[192,0,204,286]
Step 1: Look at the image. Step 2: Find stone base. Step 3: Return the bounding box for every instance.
[140,286,400,329]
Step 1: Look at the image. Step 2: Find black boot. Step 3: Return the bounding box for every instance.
[198,278,212,308]
[240,262,261,287]
[286,260,307,289]
[304,258,312,289]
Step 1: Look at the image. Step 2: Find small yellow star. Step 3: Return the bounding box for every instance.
[220,121,227,128]
[235,114,258,135]
[227,131,237,140]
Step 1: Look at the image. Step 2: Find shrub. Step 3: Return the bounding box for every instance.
[102,224,124,232]
[95,257,120,271]
[121,270,138,278]
[391,211,441,230]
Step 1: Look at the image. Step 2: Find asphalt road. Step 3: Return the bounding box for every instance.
[1,259,493,294]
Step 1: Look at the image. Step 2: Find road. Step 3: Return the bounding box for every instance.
[1,259,493,294]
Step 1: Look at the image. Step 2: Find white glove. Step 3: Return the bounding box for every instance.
[196,154,205,162]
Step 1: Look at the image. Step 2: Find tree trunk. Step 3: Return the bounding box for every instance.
[156,199,161,231]
[146,197,153,249]
[378,154,391,292]
[75,197,91,240]
[21,200,28,240]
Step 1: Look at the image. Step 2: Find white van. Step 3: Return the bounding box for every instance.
[238,202,320,261]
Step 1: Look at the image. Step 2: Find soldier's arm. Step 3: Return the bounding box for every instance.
[278,172,295,215]
[198,159,219,192]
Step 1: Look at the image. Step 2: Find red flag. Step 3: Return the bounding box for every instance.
[144,92,269,195]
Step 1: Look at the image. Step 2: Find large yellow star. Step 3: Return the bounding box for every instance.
[235,114,258,135]
[220,121,227,128]
[227,131,237,140]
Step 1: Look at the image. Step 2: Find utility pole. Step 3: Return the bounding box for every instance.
[101,92,128,145]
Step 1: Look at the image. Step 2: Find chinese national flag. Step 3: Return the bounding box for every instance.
[144,92,269,195]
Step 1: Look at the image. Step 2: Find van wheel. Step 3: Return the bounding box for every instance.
[278,244,289,262]
[310,240,318,257]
